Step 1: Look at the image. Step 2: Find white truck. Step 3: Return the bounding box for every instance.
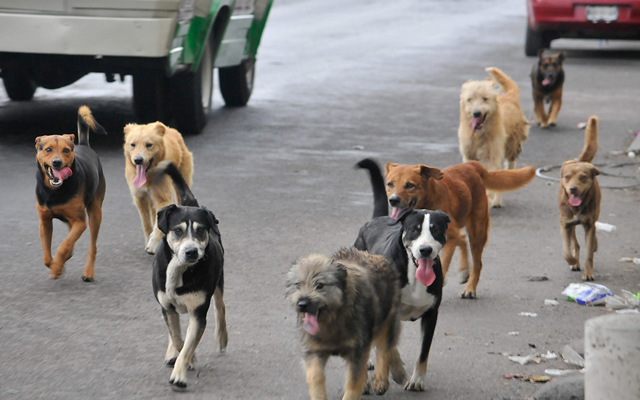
[0,0,272,133]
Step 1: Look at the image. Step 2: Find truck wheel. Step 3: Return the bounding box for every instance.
[2,68,37,101]
[219,58,255,107]
[133,70,172,124]
[172,39,214,134]
[525,24,547,57]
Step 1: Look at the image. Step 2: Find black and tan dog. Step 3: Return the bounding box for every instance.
[531,50,565,128]
[559,116,600,281]
[354,158,450,392]
[152,161,227,390]
[35,106,106,281]
[286,248,403,400]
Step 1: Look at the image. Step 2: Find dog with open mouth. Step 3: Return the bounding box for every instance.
[123,121,193,254]
[354,158,450,392]
[458,67,530,207]
[35,106,107,281]
[286,247,403,400]
[558,116,600,281]
[531,50,565,128]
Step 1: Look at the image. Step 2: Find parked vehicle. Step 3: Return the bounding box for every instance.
[525,0,640,56]
[0,0,272,133]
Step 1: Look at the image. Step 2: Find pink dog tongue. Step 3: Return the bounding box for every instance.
[52,167,73,181]
[133,164,147,188]
[390,207,401,219]
[303,312,319,335]
[542,77,552,86]
[569,194,582,207]
[470,117,483,131]
[416,258,436,286]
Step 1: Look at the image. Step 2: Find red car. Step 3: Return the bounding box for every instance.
[525,0,640,56]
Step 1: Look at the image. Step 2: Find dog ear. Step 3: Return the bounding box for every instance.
[332,262,348,291]
[434,209,451,224]
[538,48,544,59]
[35,136,43,151]
[590,166,600,177]
[123,123,135,139]
[156,204,178,234]
[396,208,413,223]
[155,122,167,137]
[385,162,398,175]
[62,134,76,148]
[419,165,443,180]
[558,51,566,62]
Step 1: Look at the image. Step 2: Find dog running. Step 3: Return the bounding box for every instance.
[531,50,565,128]
[383,160,535,298]
[123,121,193,254]
[286,247,403,400]
[354,158,450,392]
[35,106,107,281]
[458,67,530,207]
[558,116,600,281]
[152,161,227,390]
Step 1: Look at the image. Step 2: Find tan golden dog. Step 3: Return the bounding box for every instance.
[123,122,193,254]
[458,67,530,207]
[559,116,600,281]
[385,161,535,298]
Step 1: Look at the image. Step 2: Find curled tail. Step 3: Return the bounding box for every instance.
[578,116,598,162]
[468,161,535,192]
[486,67,520,98]
[356,158,388,218]
[77,105,107,146]
[155,160,199,207]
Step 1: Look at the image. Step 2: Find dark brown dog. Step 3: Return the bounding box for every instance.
[559,116,600,281]
[35,106,106,281]
[531,50,565,128]
[286,248,404,400]
[385,161,535,298]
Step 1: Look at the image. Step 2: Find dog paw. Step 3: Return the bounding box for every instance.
[169,377,187,391]
[372,376,389,395]
[404,373,425,392]
[362,378,372,395]
[169,369,188,389]
[81,275,94,283]
[459,289,476,299]
[582,273,594,281]
[548,122,557,127]
[570,264,581,271]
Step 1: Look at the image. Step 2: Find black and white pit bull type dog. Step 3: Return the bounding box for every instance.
[152,161,227,390]
[354,158,450,392]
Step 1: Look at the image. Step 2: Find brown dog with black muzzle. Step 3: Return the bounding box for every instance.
[35,106,107,281]
[531,50,565,128]
[558,116,600,281]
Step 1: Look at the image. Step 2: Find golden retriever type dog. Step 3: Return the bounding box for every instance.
[458,67,530,207]
[286,248,404,399]
[559,116,600,281]
[123,122,193,254]
[385,161,535,298]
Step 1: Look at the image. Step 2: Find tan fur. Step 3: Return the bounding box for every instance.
[558,116,601,281]
[123,122,193,254]
[458,67,530,207]
[385,161,535,298]
[531,52,565,127]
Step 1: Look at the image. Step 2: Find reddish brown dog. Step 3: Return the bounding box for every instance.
[558,116,600,281]
[531,50,565,128]
[35,106,106,281]
[385,161,535,298]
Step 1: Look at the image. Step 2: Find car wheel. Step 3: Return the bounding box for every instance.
[133,70,172,124]
[219,58,255,107]
[525,24,547,57]
[2,68,37,101]
[172,39,214,134]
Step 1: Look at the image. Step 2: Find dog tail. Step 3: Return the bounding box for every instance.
[471,161,536,192]
[578,116,598,162]
[156,160,199,207]
[486,67,520,98]
[356,158,388,218]
[77,105,107,146]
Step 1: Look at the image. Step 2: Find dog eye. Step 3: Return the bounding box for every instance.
[174,228,183,235]
[146,143,152,149]
[45,147,52,152]
[387,182,394,188]
[482,97,488,102]
[316,283,324,290]
[405,183,415,189]
[63,148,70,154]
[130,143,135,148]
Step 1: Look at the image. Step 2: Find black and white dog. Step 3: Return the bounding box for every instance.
[353,158,450,392]
[152,161,227,390]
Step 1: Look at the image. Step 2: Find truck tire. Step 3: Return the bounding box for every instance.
[525,24,547,57]
[219,58,255,107]
[172,39,214,134]
[133,70,172,124]
[2,68,37,101]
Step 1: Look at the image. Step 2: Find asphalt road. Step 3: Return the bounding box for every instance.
[1,1,640,399]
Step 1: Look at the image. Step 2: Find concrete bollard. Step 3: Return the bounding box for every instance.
[585,314,640,400]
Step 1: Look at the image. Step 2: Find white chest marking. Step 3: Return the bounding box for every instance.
[400,279,437,321]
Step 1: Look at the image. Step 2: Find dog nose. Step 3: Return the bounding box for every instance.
[297,299,309,312]
[134,156,145,166]
[389,195,400,207]
[419,246,433,257]
[184,248,199,261]
[569,186,578,194]
[52,158,63,169]
[472,110,482,118]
